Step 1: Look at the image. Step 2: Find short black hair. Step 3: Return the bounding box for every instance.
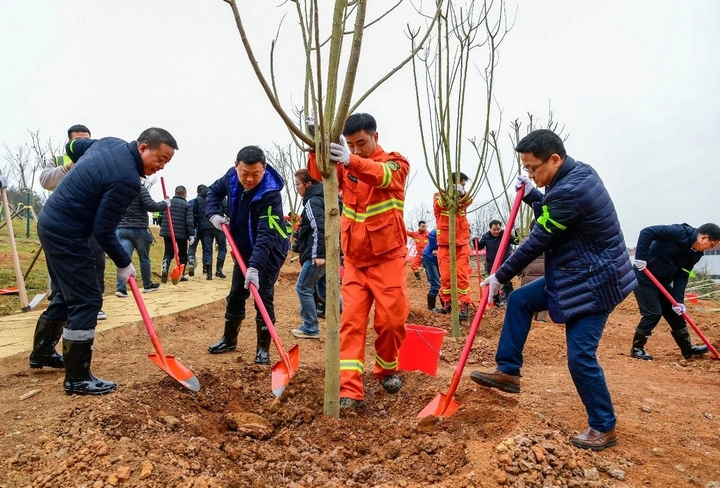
[235,145,266,166]
[698,223,720,241]
[515,129,566,161]
[343,113,376,136]
[419,220,426,226]
[67,124,90,138]
[138,127,178,150]
[175,185,186,196]
[489,219,501,228]
[197,184,207,194]
[450,172,469,183]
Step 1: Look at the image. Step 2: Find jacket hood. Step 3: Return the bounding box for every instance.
[251,163,285,202]
[302,182,324,204]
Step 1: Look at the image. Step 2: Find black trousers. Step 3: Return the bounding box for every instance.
[163,236,188,266]
[634,279,686,335]
[226,261,279,324]
[38,223,102,338]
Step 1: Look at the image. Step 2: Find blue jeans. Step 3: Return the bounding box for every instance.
[296,260,326,334]
[495,277,616,432]
[200,228,227,265]
[422,256,440,297]
[116,228,154,291]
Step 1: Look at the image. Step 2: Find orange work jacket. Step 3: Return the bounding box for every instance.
[338,145,409,268]
[406,229,430,252]
[433,191,472,246]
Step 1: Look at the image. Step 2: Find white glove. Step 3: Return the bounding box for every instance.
[481,274,502,298]
[210,214,229,230]
[117,263,137,284]
[163,199,172,207]
[329,135,350,167]
[455,183,466,196]
[515,175,534,197]
[244,267,259,290]
[188,236,196,246]
[0,175,7,189]
[672,303,687,316]
[634,259,647,271]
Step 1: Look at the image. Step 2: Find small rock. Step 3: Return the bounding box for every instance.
[583,467,599,480]
[140,461,153,479]
[640,406,651,413]
[676,464,686,473]
[610,468,625,480]
[163,416,180,429]
[106,473,119,486]
[96,443,109,456]
[704,412,715,420]
[497,453,512,465]
[531,444,546,462]
[496,443,509,453]
[493,468,508,484]
[116,466,131,481]
[705,482,720,488]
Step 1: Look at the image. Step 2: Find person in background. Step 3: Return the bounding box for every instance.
[422,228,440,310]
[34,127,177,394]
[476,219,519,307]
[187,184,205,277]
[630,223,720,361]
[194,184,229,280]
[406,221,429,281]
[39,124,109,321]
[206,146,289,364]
[159,186,195,283]
[470,129,636,451]
[291,169,326,339]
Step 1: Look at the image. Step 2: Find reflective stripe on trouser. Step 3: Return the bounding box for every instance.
[340,257,410,400]
[438,244,473,305]
[410,253,422,272]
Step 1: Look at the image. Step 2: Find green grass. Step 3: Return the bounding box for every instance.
[0,216,167,316]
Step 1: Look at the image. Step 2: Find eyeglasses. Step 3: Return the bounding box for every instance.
[521,158,548,174]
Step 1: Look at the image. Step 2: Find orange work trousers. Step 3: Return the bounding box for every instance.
[410,253,423,272]
[438,244,473,306]
[340,257,410,400]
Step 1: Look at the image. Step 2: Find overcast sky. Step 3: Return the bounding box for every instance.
[1,0,717,246]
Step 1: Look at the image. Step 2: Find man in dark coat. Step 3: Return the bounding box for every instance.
[475,219,519,306]
[193,185,229,280]
[159,185,195,283]
[35,127,177,395]
[205,146,289,364]
[470,129,636,451]
[631,223,720,360]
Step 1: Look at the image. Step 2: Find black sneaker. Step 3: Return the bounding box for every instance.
[143,283,160,293]
[115,290,128,298]
[380,374,402,394]
[180,276,189,282]
[97,310,107,320]
[339,397,364,409]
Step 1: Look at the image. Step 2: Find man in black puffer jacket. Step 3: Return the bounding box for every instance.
[630,223,720,361]
[159,186,195,283]
[470,129,636,451]
[193,185,229,280]
[475,219,519,306]
[36,128,177,395]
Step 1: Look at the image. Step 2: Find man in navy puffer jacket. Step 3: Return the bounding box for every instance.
[471,129,636,451]
[37,127,177,395]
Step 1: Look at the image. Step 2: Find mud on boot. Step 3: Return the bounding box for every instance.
[339,397,365,409]
[671,327,708,359]
[29,315,65,369]
[381,374,402,394]
[63,339,116,395]
[207,313,243,354]
[254,320,271,365]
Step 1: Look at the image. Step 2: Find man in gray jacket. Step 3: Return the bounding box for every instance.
[114,186,171,297]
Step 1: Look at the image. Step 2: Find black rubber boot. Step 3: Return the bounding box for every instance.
[671,327,708,359]
[255,320,271,365]
[206,263,213,281]
[427,294,436,311]
[161,259,169,284]
[207,313,243,354]
[63,339,116,395]
[630,331,653,360]
[188,256,195,277]
[202,263,208,275]
[215,259,226,279]
[29,315,65,369]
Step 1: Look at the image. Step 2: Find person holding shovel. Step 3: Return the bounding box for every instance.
[470,129,636,451]
[630,223,720,361]
[36,127,177,395]
[205,145,289,365]
[159,185,195,283]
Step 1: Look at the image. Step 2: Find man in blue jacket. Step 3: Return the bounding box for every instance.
[423,229,441,310]
[206,146,289,364]
[470,129,636,451]
[631,223,720,360]
[36,128,177,395]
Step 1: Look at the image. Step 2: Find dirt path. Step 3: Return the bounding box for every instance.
[1,266,720,487]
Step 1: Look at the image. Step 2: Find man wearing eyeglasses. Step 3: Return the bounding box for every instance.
[470,129,637,451]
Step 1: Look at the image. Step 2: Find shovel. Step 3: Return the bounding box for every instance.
[1,171,45,312]
[641,268,720,360]
[160,177,185,284]
[419,186,524,418]
[221,223,299,396]
[127,275,201,391]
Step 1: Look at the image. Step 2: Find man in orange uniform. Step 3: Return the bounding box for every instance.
[406,221,429,280]
[328,113,411,409]
[434,172,473,321]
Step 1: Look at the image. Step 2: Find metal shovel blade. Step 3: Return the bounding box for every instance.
[418,393,460,418]
[28,293,47,310]
[170,265,184,285]
[148,353,201,392]
[271,344,300,397]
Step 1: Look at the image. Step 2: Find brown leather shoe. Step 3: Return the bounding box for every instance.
[470,369,520,393]
[571,427,617,451]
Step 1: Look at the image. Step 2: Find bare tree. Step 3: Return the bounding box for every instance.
[412,0,512,335]
[405,201,435,230]
[266,141,304,219]
[220,0,442,417]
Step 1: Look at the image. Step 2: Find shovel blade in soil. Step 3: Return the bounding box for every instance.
[418,393,460,418]
[271,344,299,396]
[148,353,201,392]
[27,293,47,310]
[170,265,184,285]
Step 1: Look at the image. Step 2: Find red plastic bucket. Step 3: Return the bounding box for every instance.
[686,293,699,305]
[398,324,447,376]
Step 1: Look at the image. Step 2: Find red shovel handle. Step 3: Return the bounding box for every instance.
[160,177,181,265]
[127,275,167,363]
[641,268,720,359]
